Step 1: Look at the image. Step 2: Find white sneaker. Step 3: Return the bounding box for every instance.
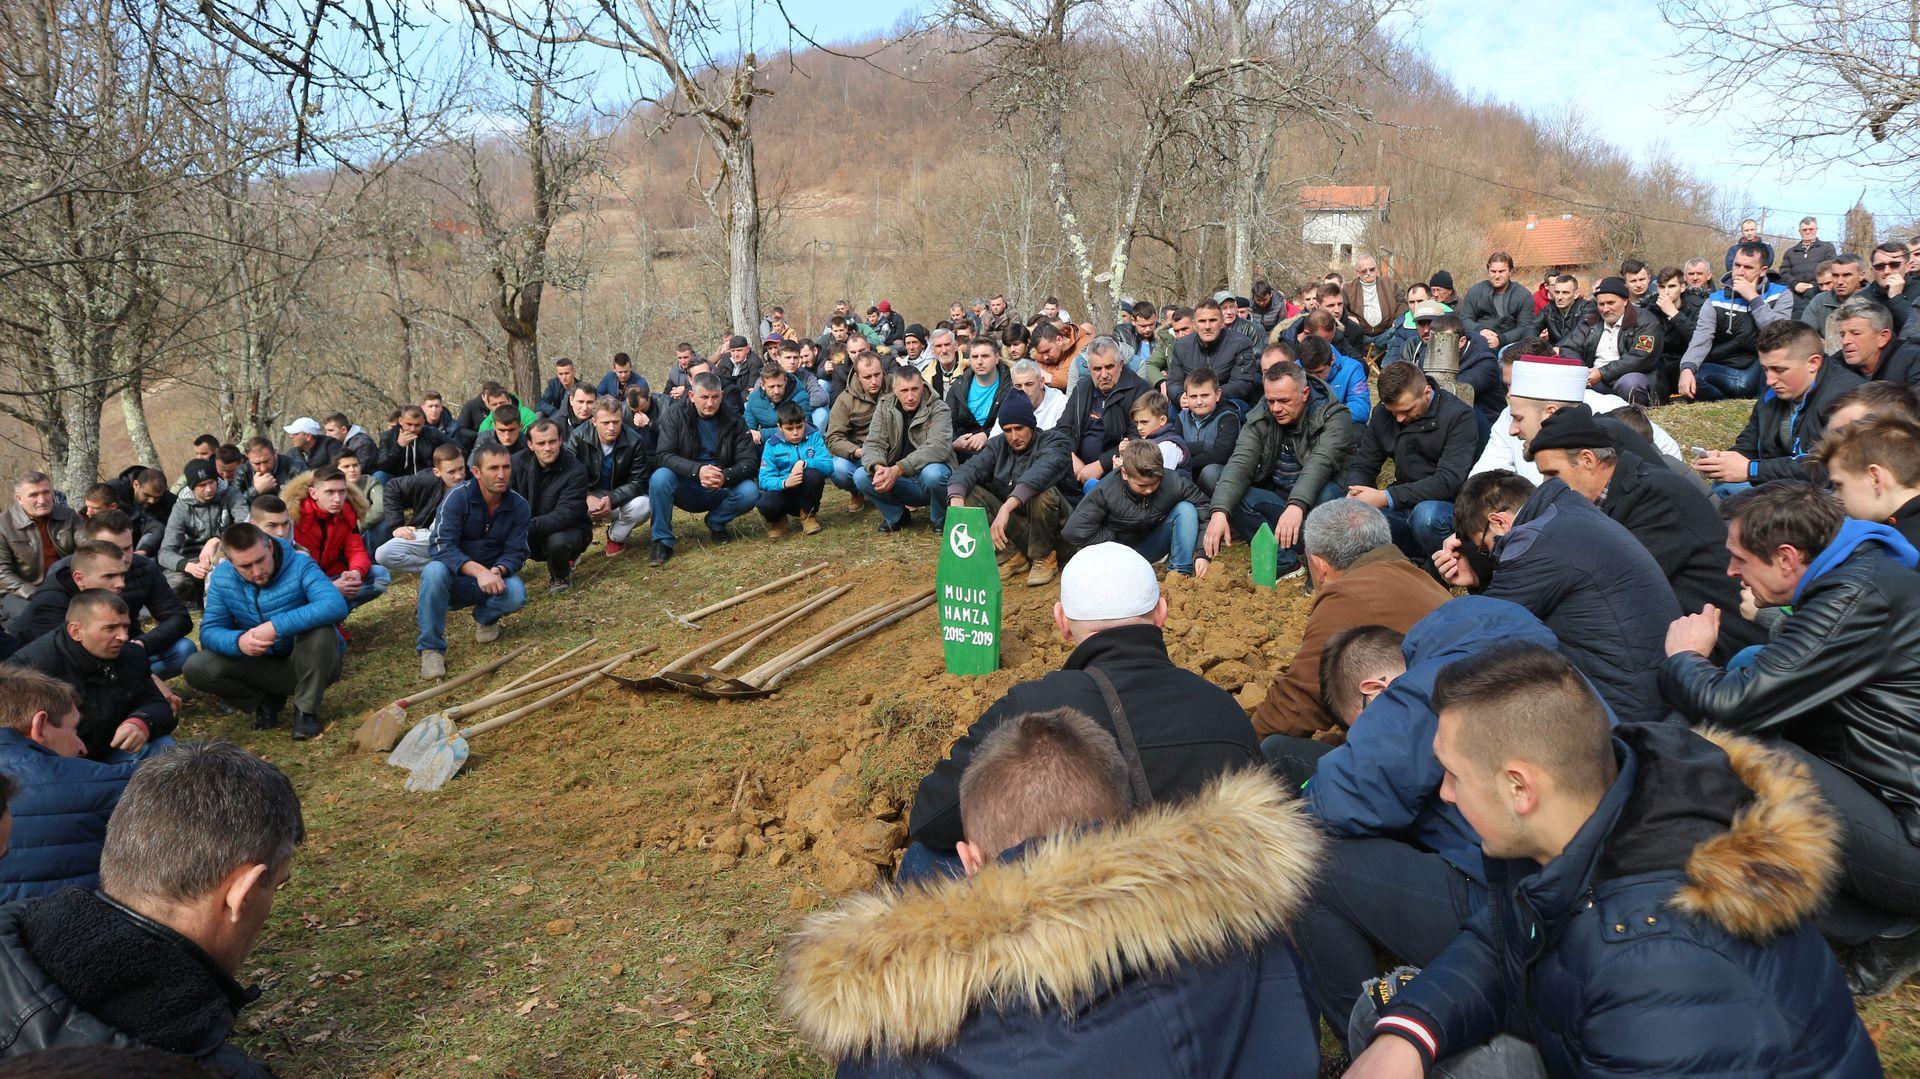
[420,650,446,679]
[474,621,502,644]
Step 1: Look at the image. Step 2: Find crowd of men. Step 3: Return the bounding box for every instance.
[0,225,1916,1073]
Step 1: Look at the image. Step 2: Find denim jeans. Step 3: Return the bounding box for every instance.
[829,455,861,492]
[1294,835,1486,1047]
[896,840,966,883]
[147,637,196,680]
[415,560,527,653]
[1381,499,1455,561]
[855,463,951,527]
[1229,482,1344,575]
[1693,361,1765,401]
[1132,501,1200,574]
[1712,480,1754,501]
[345,565,393,610]
[647,467,758,546]
[1261,733,1334,791]
[1597,372,1652,406]
[363,519,397,558]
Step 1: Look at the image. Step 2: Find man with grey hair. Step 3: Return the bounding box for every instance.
[921,326,964,399]
[1835,299,1920,390]
[1683,257,1715,293]
[0,740,301,1074]
[993,359,1067,434]
[1250,499,1448,744]
[1779,215,1837,310]
[0,471,79,621]
[1063,337,1150,491]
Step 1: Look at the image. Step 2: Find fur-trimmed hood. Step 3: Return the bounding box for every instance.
[781,770,1322,1061]
[281,471,370,525]
[1673,728,1841,939]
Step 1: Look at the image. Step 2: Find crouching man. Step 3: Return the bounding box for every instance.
[1064,440,1209,579]
[1346,643,1877,1078]
[783,709,1323,1077]
[0,741,302,1076]
[946,390,1073,586]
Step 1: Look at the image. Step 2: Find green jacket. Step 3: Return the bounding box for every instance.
[1210,377,1354,517]
[861,395,956,477]
[1143,328,1182,387]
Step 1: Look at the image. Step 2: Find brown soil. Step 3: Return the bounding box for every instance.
[630,561,1316,895]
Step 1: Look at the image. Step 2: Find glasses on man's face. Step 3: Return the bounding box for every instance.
[1873,261,1902,271]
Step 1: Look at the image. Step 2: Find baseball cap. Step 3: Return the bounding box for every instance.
[1059,543,1159,621]
[283,417,322,438]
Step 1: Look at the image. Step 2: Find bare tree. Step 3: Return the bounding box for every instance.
[1660,0,1920,198]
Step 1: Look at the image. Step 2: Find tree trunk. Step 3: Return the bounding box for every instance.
[1041,110,1097,324]
[120,370,160,467]
[54,388,103,496]
[385,248,418,401]
[1226,0,1259,295]
[725,135,761,339]
[506,330,539,404]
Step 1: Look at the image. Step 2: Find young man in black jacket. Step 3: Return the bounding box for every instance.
[1694,319,1865,497]
[570,396,652,558]
[645,373,759,567]
[946,391,1073,587]
[14,591,175,760]
[0,742,301,1077]
[15,535,197,682]
[374,443,467,576]
[1346,362,1481,561]
[1663,482,1920,993]
[510,420,591,594]
[376,405,451,480]
[1166,299,1257,409]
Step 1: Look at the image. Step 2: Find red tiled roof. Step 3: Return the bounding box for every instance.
[1300,185,1389,212]
[1483,215,1601,267]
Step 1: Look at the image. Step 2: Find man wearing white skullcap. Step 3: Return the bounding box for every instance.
[898,542,1261,878]
[1472,349,1685,483]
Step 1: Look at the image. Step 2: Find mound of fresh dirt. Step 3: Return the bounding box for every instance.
[656,561,1315,894]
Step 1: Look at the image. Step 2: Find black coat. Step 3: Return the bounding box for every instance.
[291,434,342,473]
[1061,365,1150,472]
[943,365,1014,443]
[14,630,175,760]
[428,408,471,451]
[15,555,192,659]
[0,889,271,1076]
[537,376,583,420]
[376,424,450,478]
[1558,303,1664,379]
[1483,479,1680,724]
[1598,452,1766,656]
[509,449,591,535]
[380,469,455,530]
[1166,331,1258,405]
[907,624,1260,850]
[1062,470,1208,558]
[1730,363,1867,483]
[1662,524,1920,842]
[568,422,650,507]
[1344,378,1480,507]
[655,400,757,486]
[947,427,1073,504]
[1529,299,1593,347]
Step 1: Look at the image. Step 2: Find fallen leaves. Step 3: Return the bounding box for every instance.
[544,918,576,936]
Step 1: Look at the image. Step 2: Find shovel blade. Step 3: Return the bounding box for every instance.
[387,713,451,770]
[353,703,407,753]
[403,735,470,792]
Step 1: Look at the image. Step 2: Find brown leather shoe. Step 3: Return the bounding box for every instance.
[1025,553,1058,587]
[799,512,823,535]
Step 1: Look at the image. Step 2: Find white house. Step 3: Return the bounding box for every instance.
[1300,185,1389,266]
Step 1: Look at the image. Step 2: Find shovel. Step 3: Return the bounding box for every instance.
[384,645,655,771]
[674,589,934,700]
[652,584,852,692]
[353,644,532,752]
[404,650,640,792]
[665,562,828,627]
[610,585,842,691]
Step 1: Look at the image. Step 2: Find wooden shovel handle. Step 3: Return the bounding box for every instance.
[448,644,656,717]
[661,602,809,674]
[742,588,935,685]
[392,645,532,708]
[458,650,639,740]
[676,562,828,623]
[498,638,598,692]
[713,584,851,672]
[762,595,936,689]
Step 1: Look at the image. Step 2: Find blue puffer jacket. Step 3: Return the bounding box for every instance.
[1307,597,1571,884]
[1483,479,1681,724]
[756,427,834,492]
[785,772,1322,1079]
[199,537,348,659]
[1380,724,1881,1077]
[1326,351,1372,423]
[0,730,166,904]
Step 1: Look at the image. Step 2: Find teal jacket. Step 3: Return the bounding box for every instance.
[757,427,835,492]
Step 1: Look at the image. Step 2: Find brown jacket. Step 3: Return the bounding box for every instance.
[0,502,79,599]
[1250,545,1449,738]
[1343,274,1401,336]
